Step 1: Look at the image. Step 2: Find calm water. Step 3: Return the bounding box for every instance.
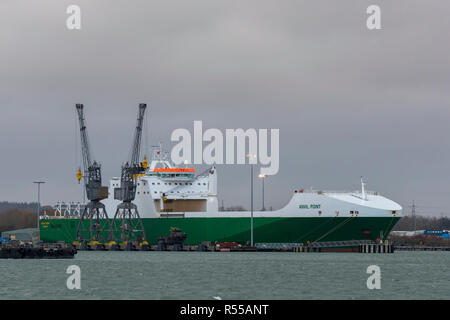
[0,251,448,300]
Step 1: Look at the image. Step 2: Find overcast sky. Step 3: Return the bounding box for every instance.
[1,1,449,216]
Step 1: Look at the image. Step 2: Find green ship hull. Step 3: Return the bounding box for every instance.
[40,216,401,245]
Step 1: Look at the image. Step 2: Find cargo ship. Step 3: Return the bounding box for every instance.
[40,146,402,245]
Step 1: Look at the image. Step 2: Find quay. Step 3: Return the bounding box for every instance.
[0,243,77,259]
[15,241,449,253]
[394,246,450,251]
[71,240,400,253]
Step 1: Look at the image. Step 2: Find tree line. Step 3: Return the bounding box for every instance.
[0,202,55,233]
[0,201,38,212]
[392,215,450,231]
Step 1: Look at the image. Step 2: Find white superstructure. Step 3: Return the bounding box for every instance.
[102,146,402,220]
[103,147,219,217]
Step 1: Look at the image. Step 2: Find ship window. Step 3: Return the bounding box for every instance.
[350,211,354,215]
[152,183,155,185]
[157,183,160,185]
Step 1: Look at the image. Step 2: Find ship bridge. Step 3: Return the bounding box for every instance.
[104,145,219,218]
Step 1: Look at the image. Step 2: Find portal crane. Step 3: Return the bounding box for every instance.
[111,103,148,248]
[75,104,112,246]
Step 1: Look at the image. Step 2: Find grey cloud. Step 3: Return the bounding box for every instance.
[0,0,449,216]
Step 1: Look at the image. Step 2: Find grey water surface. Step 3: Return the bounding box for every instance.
[0,251,448,300]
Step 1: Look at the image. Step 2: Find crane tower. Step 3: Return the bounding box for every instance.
[110,103,148,248]
[74,104,112,247]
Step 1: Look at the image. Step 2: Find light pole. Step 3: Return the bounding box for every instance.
[247,153,256,247]
[34,181,45,243]
[259,174,266,211]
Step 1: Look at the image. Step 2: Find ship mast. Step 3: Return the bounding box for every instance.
[361,176,367,201]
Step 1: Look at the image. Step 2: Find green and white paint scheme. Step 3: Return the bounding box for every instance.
[40,148,402,244]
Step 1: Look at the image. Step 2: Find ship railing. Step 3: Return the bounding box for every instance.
[151,174,194,181]
[162,192,209,199]
[49,201,85,219]
[299,189,380,196]
[255,243,304,250]
[255,240,374,250]
[308,240,374,247]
